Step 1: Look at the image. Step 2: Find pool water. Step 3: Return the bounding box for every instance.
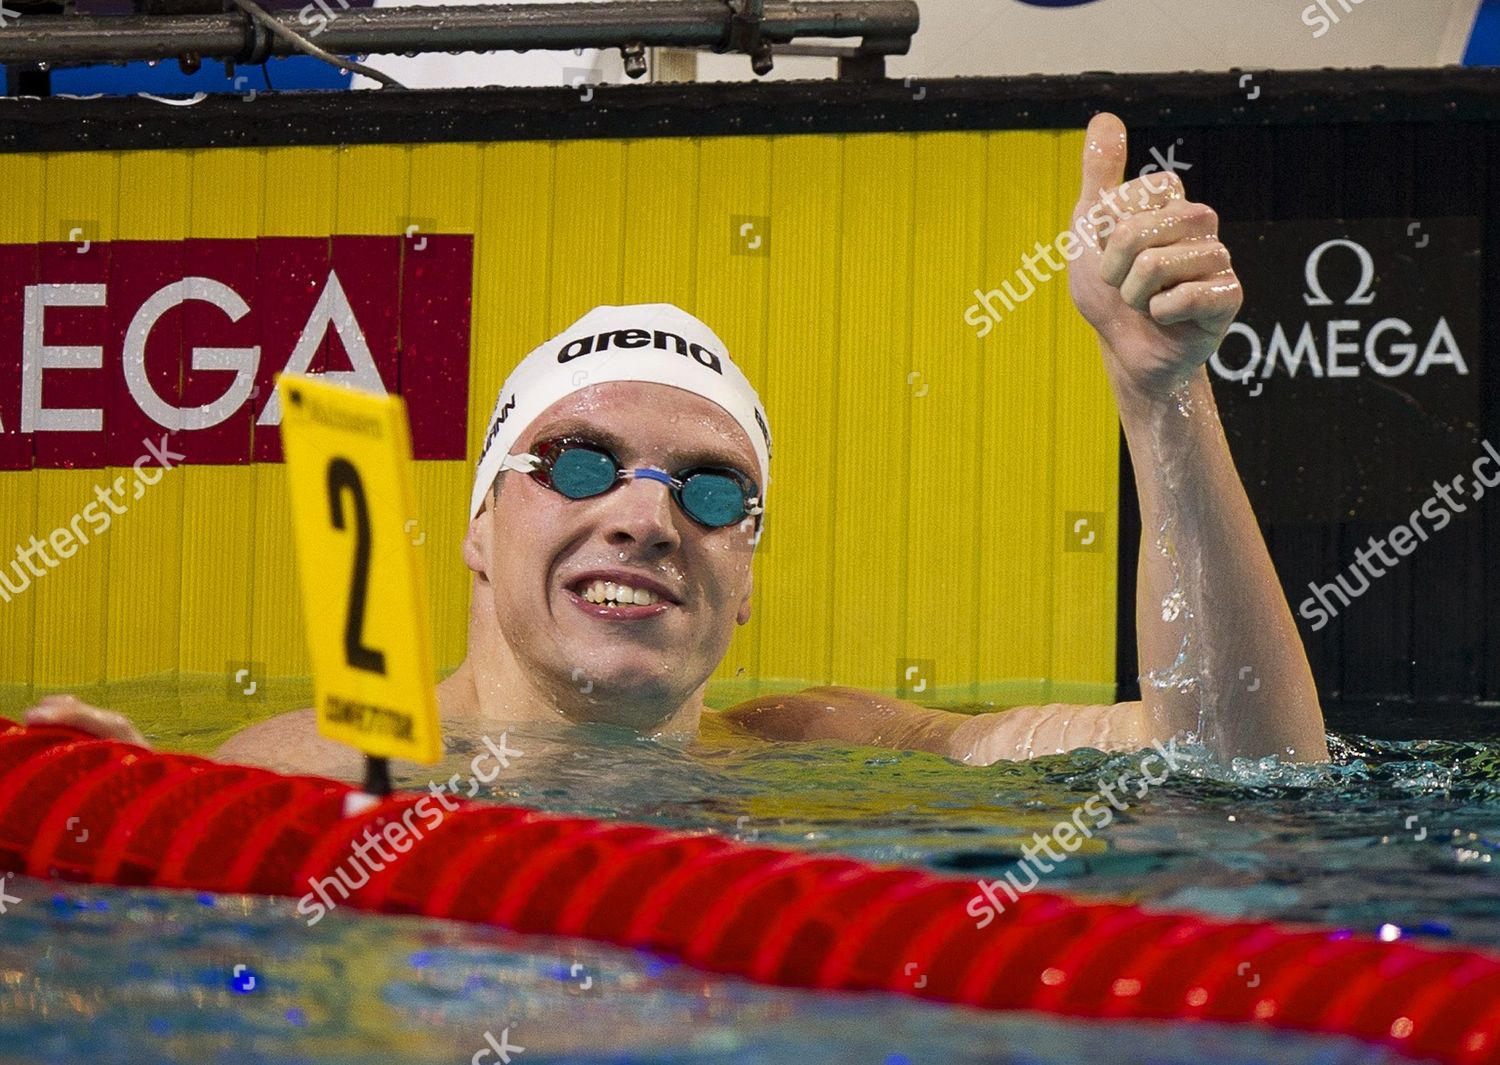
[1,687,1497,1065]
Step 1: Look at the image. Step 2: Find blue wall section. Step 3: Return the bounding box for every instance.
[8,56,351,96]
[1467,0,1500,65]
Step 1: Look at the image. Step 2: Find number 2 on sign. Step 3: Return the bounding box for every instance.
[327,458,386,676]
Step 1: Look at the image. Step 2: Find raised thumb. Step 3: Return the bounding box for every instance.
[1075,111,1128,218]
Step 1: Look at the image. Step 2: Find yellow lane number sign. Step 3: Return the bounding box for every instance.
[277,374,441,764]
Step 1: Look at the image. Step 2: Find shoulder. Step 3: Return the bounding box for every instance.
[214,708,364,780]
[717,688,821,741]
[719,685,952,751]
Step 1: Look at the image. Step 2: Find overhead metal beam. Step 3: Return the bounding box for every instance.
[0,1,918,67]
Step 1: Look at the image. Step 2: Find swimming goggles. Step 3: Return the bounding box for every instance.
[499,436,763,530]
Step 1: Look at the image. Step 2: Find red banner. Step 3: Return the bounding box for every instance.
[0,235,472,469]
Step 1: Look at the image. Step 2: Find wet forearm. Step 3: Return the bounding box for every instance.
[1116,364,1328,761]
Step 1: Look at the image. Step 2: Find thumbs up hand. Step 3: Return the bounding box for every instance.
[1067,113,1242,397]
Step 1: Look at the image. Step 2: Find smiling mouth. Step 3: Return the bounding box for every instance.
[574,578,664,607]
[562,577,678,620]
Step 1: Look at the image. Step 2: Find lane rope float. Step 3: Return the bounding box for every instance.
[4,720,1498,1065]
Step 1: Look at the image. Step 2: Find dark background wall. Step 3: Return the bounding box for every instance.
[1114,109,1499,737]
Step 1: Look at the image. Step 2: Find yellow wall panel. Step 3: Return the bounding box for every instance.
[969,129,1118,705]
[976,128,1061,700]
[470,141,553,461]
[696,136,772,689]
[29,470,111,687]
[103,464,185,680]
[119,149,190,240]
[406,143,481,669]
[249,464,308,678]
[189,148,268,237]
[409,143,481,234]
[0,152,43,244]
[729,134,844,700]
[177,466,255,677]
[904,131,989,702]
[549,140,625,325]
[43,150,118,245]
[413,461,470,669]
[828,133,916,692]
[620,138,700,309]
[334,144,410,234]
[262,146,339,236]
[1048,131,1118,701]
[0,475,38,686]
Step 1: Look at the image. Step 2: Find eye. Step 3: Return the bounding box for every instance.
[680,474,745,526]
[549,444,618,499]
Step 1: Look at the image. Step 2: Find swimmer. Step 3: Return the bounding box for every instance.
[23,113,1330,774]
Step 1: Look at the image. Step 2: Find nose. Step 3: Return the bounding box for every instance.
[601,468,682,553]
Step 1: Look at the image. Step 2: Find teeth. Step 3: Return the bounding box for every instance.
[580,578,661,606]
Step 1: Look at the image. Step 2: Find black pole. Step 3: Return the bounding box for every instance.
[362,755,391,798]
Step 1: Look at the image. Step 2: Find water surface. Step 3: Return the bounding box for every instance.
[1,682,1496,1064]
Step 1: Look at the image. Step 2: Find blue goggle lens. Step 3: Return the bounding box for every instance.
[679,473,747,527]
[551,446,618,498]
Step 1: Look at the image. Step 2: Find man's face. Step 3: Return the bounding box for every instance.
[465,381,760,721]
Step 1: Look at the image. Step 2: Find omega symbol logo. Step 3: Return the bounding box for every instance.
[1302,238,1377,308]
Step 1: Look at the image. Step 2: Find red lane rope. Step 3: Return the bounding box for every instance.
[1,721,1496,1064]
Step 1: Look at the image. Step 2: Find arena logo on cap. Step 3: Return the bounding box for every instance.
[477,394,515,463]
[753,407,771,457]
[555,328,724,374]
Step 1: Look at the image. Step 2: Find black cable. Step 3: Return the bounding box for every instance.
[227,0,406,90]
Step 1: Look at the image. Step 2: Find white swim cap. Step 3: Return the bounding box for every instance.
[470,303,772,519]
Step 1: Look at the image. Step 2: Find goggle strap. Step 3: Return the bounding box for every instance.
[499,453,543,474]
